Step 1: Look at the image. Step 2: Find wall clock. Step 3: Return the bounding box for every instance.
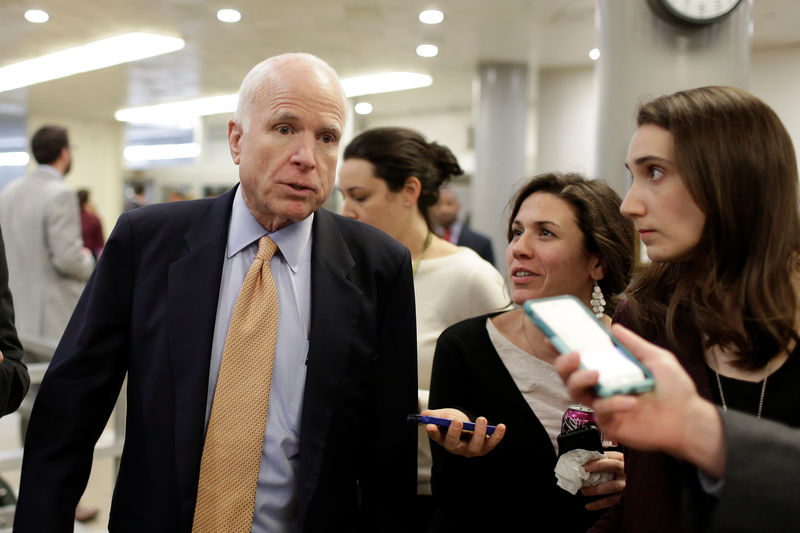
[648,0,743,25]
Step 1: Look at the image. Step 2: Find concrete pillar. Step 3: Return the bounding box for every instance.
[594,0,752,196]
[471,63,529,274]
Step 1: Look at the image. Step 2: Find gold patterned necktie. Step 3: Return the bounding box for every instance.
[192,235,279,532]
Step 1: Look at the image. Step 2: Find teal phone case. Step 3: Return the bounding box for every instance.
[522,295,654,397]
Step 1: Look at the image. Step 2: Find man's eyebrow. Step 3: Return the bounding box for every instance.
[273,111,300,122]
[320,122,342,136]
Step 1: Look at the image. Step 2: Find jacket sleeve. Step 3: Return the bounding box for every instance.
[704,408,800,532]
[357,250,418,532]
[0,227,29,416]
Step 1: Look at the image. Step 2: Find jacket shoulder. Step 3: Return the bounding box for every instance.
[317,209,408,261]
[439,314,496,344]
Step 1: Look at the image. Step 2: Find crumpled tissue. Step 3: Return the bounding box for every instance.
[555,449,613,494]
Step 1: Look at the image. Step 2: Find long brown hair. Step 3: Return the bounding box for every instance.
[507,173,636,316]
[627,86,800,369]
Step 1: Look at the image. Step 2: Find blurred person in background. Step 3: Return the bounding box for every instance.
[339,126,508,530]
[77,189,104,259]
[0,125,94,433]
[0,124,97,523]
[124,181,148,210]
[430,186,495,265]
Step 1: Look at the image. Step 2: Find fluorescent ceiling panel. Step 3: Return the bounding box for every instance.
[116,72,433,125]
[0,32,185,93]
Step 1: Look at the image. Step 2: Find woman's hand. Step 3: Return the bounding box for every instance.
[581,450,625,510]
[421,408,506,458]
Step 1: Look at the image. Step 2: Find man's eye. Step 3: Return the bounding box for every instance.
[320,133,335,144]
[277,126,291,134]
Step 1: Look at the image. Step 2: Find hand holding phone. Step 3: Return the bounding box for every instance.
[407,414,497,435]
[523,296,654,397]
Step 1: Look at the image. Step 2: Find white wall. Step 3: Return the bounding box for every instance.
[750,46,800,157]
[536,66,596,178]
[361,108,474,174]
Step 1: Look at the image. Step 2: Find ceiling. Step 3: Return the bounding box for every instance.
[0,0,798,137]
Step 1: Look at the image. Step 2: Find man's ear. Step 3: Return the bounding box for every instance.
[228,119,243,165]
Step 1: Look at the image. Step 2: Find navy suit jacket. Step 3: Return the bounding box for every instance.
[14,187,418,532]
[456,226,494,266]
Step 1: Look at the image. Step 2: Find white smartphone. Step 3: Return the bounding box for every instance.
[523,295,654,397]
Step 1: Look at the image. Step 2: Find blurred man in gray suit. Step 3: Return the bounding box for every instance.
[0,125,95,430]
[0,125,98,522]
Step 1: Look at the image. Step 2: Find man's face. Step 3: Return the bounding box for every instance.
[229,63,346,232]
[430,188,460,227]
[62,145,72,176]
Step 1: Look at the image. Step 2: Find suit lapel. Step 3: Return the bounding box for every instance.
[298,209,362,515]
[166,188,234,518]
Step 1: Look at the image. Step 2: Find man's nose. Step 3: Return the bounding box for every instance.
[290,134,316,170]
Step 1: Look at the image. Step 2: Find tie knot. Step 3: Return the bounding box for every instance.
[256,235,278,261]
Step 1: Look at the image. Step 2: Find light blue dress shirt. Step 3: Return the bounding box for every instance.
[205,187,312,532]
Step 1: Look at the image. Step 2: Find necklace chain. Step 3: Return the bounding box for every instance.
[712,353,768,419]
[520,312,536,354]
[412,231,433,277]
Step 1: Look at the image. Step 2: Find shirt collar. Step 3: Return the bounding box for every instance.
[37,165,63,179]
[227,186,314,274]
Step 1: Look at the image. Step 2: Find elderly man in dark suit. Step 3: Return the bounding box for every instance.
[14,52,417,532]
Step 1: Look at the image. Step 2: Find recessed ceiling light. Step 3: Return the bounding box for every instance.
[416,44,439,58]
[354,102,373,115]
[419,10,444,24]
[589,48,600,61]
[123,143,201,162]
[24,9,49,23]
[217,9,242,23]
[116,72,433,125]
[0,32,185,93]
[0,152,30,167]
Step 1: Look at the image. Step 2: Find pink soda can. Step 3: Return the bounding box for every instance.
[560,404,596,434]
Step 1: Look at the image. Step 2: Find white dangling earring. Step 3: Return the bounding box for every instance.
[590,280,606,318]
